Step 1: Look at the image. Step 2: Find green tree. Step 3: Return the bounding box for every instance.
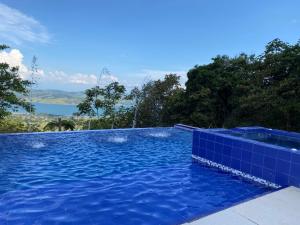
[0,45,34,120]
[126,86,144,128]
[236,39,300,130]
[137,74,182,127]
[77,82,125,129]
[182,55,249,127]
[100,82,126,128]
[171,38,300,131]
[44,118,75,131]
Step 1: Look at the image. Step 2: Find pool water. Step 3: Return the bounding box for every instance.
[0,128,272,225]
[220,130,300,150]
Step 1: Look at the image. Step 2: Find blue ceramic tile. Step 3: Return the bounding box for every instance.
[202,140,208,149]
[231,158,241,170]
[215,135,224,144]
[289,175,300,187]
[206,150,214,161]
[251,165,263,178]
[240,162,251,173]
[223,138,233,147]
[291,153,300,165]
[206,141,214,151]
[192,145,196,155]
[193,132,199,142]
[232,139,243,148]
[222,156,231,167]
[241,150,252,162]
[212,152,218,161]
[199,138,203,146]
[276,159,290,175]
[192,139,199,149]
[262,168,275,183]
[263,156,276,170]
[275,172,289,186]
[290,163,300,177]
[214,143,223,152]
[264,146,278,157]
[277,150,291,162]
[198,147,203,156]
[242,142,253,152]
[231,147,242,159]
[252,145,265,155]
[251,153,264,166]
[202,132,209,140]
[206,133,216,142]
[223,145,232,156]
[197,131,203,139]
[193,126,300,187]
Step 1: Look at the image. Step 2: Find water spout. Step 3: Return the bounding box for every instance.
[107,136,128,143]
[31,142,45,149]
[148,132,170,138]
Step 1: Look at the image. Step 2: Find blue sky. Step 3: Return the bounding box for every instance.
[0,0,300,91]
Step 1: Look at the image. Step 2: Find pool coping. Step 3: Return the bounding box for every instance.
[0,124,194,136]
[0,126,176,136]
[183,186,300,225]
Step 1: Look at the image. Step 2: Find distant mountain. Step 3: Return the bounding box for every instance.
[30,89,85,105]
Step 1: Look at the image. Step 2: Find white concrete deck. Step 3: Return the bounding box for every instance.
[184,186,300,225]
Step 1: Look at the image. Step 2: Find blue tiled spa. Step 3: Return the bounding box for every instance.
[192,126,300,187]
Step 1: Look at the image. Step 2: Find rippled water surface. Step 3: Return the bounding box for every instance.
[0,128,272,225]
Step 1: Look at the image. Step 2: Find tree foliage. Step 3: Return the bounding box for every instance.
[126,86,145,128]
[76,82,126,128]
[134,74,182,127]
[0,45,34,119]
[168,38,300,131]
[3,38,300,132]
[44,118,75,131]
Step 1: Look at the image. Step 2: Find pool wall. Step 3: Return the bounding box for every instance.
[174,124,197,131]
[192,127,300,187]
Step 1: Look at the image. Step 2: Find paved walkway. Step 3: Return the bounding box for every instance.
[184,186,300,225]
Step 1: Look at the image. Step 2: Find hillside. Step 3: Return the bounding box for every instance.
[30,89,84,105]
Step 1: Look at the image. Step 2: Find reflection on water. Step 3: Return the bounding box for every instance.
[148,132,170,138]
[31,142,46,149]
[107,136,128,143]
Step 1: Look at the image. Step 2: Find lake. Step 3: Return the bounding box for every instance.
[16,103,78,116]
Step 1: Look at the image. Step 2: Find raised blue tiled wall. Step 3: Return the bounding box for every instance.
[192,128,300,187]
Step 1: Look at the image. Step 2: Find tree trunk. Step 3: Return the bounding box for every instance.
[88,118,91,130]
[111,114,115,129]
[132,106,138,128]
[58,118,62,131]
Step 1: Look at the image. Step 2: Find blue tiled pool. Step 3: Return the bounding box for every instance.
[0,128,272,225]
[193,127,300,188]
[218,130,300,150]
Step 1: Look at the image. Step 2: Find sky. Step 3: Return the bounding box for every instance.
[0,0,299,91]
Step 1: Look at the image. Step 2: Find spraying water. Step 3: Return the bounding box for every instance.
[31,142,46,149]
[148,132,170,138]
[107,136,128,143]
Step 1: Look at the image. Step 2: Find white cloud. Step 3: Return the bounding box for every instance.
[0,48,45,81]
[0,3,50,44]
[0,48,118,89]
[0,48,32,79]
[0,48,187,91]
[47,71,118,86]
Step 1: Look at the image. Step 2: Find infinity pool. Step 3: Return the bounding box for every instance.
[0,128,272,225]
